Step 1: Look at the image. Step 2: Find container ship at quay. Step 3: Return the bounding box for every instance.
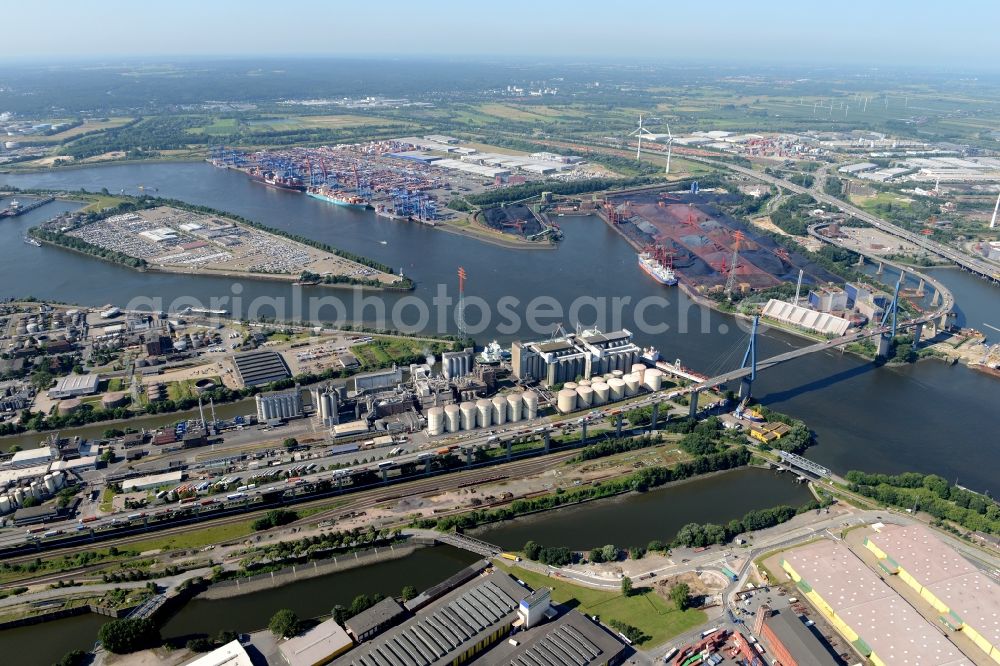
[306,186,370,210]
[638,246,677,286]
[244,167,306,192]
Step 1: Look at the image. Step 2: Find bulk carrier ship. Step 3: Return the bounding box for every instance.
[638,247,677,286]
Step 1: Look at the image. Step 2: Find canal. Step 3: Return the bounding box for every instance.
[1,162,997,497]
[474,467,814,551]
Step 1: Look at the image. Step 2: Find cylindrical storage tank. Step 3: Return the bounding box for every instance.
[592,382,609,405]
[444,404,461,433]
[507,393,523,423]
[0,495,10,514]
[13,487,25,506]
[612,369,624,379]
[631,363,647,384]
[426,407,444,436]
[563,381,578,391]
[576,385,594,408]
[557,389,577,414]
[492,396,507,426]
[52,471,65,489]
[523,391,539,419]
[624,373,640,396]
[460,401,477,430]
[644,368,663,392]
[608,378,626,401]
[477,398,493,428]
[30,481,42,498]
[44,474,57,494]
[578,379,591,387]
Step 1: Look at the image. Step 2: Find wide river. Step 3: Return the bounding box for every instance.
[2,161,996,493]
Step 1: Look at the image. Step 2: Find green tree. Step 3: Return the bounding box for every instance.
[621,576,633,597]
[331,604,348,625]
[282,437,299,450]
[54,650,87,666]
[670,582,691,611]
[600,544,619,562]
[400,585,417,602]
[523,540,541,560]
[268,609,301,638]
[98,617,160,653]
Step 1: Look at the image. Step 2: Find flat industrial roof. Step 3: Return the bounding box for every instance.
[50,373,100,393]
[783,540,972,666]
[279,618,353,666]
[121,470,183,491]
[344,597,406,637]
[11,447,52,464]
[870,524,1000,650]
[332,572,529,666]
[181,640,253,666]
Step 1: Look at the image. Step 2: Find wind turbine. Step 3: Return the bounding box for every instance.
[629,114,656,161]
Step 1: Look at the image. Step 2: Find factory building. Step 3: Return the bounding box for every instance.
[762,299,852,336]
[441,347,474,379]
[48,373,100,398]
[752,605,840,666]
[278,618,354,666]
[232,350,291,387]
[255,388,303,422]
[781,540,973,666]
[865,524,1000,663]
[332,571,529,666]
[512,329,640,386]
[352,366,402,394]
[9,446,53,469]
[808,287,848,313]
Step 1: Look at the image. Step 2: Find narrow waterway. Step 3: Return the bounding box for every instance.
[1,162,998,495]
[474,467,813,551]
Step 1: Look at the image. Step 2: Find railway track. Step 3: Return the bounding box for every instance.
[0,449,579,576]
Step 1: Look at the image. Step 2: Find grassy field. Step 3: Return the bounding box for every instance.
[166,376,221,401]
[188,114,413,136]
[498,564,706,648]
[127,519,257,553]
[351,337,428,369]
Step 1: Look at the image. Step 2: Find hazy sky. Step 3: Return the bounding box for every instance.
[2,0,997,67]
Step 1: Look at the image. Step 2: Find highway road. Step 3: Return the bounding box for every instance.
[682,154,1000,283]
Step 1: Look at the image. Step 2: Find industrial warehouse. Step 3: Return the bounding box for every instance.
[329,563,626,666]
[511,328,645,386]
[781,540,973,666]
[865,524,1000,663]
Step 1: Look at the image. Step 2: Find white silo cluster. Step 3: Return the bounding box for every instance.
[556,389,577,414]
[428,390,539,435]
[0,471,66,515]
[310,386,339,426]
[255,389,303,422]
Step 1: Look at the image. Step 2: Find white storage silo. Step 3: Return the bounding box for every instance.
[557,389,577,414]
[13,487,25,506]
[477,398,493,428]
[564,381,578,391]
[608,378,626,401]
[576,385,594,408]
[644,368,663,391]
[52,471,65,489]
[624,373,640,396]
[631,363,647,384]
[507,393,523,422]
[460,401,477,430]
[444,404,461,433]
[426,407,445,436]
[0,495,10,514]
[612,370,624,379]
[492,396,507,425]
[592,382,609,405]
[30,481,42,498]
[523,391,539,419]
[578,379,591,387]
[44,474,57,494]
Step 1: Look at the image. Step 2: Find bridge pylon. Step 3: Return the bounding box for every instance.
[739,316,759,400]
[876,276,902,360]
